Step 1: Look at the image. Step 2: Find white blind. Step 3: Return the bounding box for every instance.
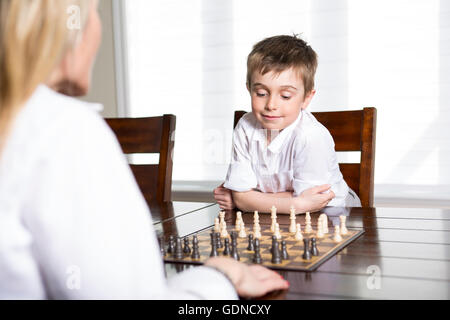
[124,0,450,201]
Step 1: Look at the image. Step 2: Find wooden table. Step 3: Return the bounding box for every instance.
[153,203,450,300]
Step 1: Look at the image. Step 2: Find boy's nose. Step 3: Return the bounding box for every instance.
[265,97,278,111]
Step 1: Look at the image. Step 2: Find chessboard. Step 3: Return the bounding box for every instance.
[163,223,364,272]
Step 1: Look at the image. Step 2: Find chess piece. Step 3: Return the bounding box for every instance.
[191,235,200,259]
[214,217,220,232]
[305,212,313,233]
[294,223,303,241]
[210,235,218,257]
[183,237,191,254]
[271,237,282,264]
[274,223,282,239]
[158,236,166,256]
[168,235,175,254]
[219,211,226,229]
[281,240,289,260]
[247,234,255,251]
[289,206,297,233]
[236,211,242,230]
[239,221,247,238]
[316,219,324,239]
[174,237,183,259]
[220,221,229,238]
[230,233,240,261]
[333,225,343,242]
[270,206,277,232]
[253,223,262,239]
[215,232,222,248]
[302,238,312,260]
[222,238,231,256]
[310,237,319,256]
[253,210,259,223]
[321,214,329,234]
[340,215,348,235]
[252,238,262,264]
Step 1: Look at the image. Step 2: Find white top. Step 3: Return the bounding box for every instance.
[0,85,237,299]
[224,110,355,207]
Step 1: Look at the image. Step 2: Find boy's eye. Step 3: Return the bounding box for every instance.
[281,95,291,100]
[256,92,267,97]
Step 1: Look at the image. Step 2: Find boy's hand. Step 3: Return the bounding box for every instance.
[213,183,235,210]
[297,184,335,212]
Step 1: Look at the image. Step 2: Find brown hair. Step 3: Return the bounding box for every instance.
[247,35,318,95]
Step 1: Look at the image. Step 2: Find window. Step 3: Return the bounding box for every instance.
[123,0,450,204]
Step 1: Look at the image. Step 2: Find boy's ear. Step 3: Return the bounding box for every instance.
[301,89,316,110]
[246,82,251,93]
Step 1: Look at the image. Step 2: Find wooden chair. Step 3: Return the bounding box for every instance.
[233,108,377,207]
[105,114,176,204]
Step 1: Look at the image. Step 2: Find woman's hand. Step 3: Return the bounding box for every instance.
[205,257,289,298]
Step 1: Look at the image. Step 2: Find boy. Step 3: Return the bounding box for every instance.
[214,35,361,213]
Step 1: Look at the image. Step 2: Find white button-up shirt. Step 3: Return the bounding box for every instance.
[224,110,356,207]
[0,85,237,299]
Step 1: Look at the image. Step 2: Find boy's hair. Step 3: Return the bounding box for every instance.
[247,35,318,95]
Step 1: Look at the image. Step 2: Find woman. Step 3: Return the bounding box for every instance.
[0,0,288,299]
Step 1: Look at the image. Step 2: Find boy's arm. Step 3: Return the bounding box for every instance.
[232,184,334,214]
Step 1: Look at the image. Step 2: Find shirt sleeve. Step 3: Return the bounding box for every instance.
[292,127,348,206]
[21,106,237,300]
[223,121,258,192]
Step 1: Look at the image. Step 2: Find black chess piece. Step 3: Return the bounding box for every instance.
[302,238,312,260]
[168,235,175,254]
[252,238,262,264]
[281,240,289,260]
[310,237,319,256]
[215,232,223,249]
[247,234,255,251]
[271,237,281,264]
[174,237,183,259]
[230,235,240,261]
[183,237,191,254]
[191,235,200,259]
[158,236,166,256]
[223,238,231,256]
[210,235,218,257]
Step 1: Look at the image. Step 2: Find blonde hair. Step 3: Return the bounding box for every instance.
[247,35,318,96]
[0,0,92,155]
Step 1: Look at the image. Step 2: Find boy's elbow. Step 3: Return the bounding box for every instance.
[232,191,248,212]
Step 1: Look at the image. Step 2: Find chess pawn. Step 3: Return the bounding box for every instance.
[183,237,191,254]
[310,237,319,256]
[247,234,255,251]
[340,215,348,235]
[253,238,262,264]
[333,225,343,242]
[289,207,296,233]
[274,223,282,239]
[214,217,220,232]
[316,219,324,239]
[219,211,226,228]
[281,240,289,260]
[239,222,247,238]
[294,223,303,241]
[220,221,229,238]
[222,238,231,256]
[271,237,281,264]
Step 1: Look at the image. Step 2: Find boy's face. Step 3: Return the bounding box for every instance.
[247,67,315,130]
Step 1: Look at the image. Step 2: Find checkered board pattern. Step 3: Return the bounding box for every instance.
[163,224,364,271]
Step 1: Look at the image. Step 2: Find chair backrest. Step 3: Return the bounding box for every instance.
[105,114,176,204]
[233,108,377,207]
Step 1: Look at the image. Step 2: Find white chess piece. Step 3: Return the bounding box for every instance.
[320,214,329,234]
[333,225,342,242]
[274,223,282,239]
[239,221,247,238]
[235,211,242,230]
[316,219,324,239]
[254,224,262,239]
[220,221,229,238]
[289,206,297,233]
[305,212,313,233]
[340,215,348,235]
[214,217,220,232]
[294,223,303,241]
